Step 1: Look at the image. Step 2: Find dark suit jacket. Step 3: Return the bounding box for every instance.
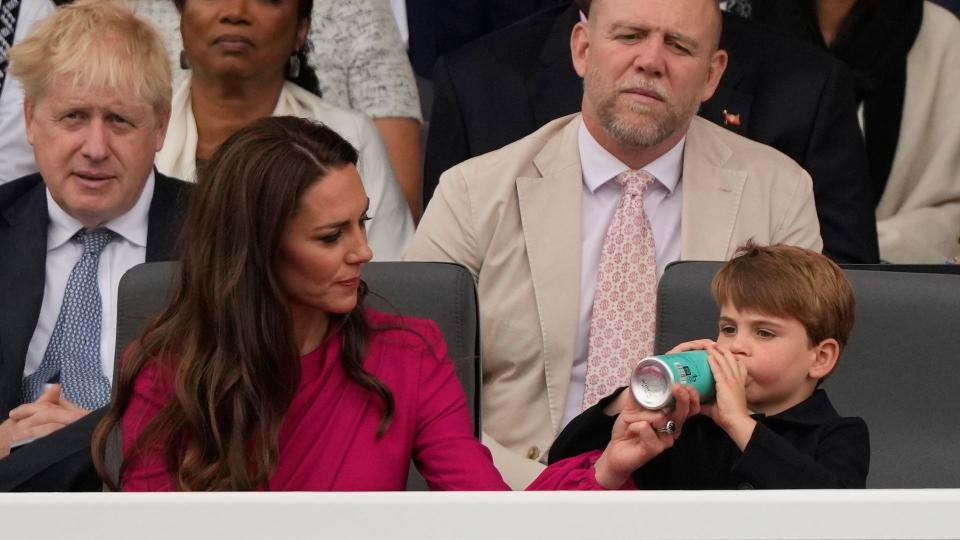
[423,4,880,264]
[0,171,190,491]
[547,389,870,489]
[0,171,189,418]
[405,0,567,78]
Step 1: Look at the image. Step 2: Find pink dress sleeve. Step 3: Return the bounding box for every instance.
[409,320,510,490]
[527,450,637,490]
[121,360,176,491]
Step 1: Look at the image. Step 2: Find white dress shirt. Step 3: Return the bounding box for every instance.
[0,0,55,183]
[561,122,685,428]
[23,172,155,386]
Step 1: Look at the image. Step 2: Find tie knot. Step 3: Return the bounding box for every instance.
[615,169,655,197]
[75,228,116,256]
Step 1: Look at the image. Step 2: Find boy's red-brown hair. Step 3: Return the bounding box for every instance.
[710,242,856,350]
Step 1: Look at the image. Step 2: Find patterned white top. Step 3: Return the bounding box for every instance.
[130,0,421,122]
[0,0,55,183]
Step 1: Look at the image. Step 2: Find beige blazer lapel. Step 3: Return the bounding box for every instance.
[516,116,583,432]
[680,117,748,261]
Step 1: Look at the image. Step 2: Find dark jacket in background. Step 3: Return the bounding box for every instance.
[934,0,960,15]
[405,0,567,78]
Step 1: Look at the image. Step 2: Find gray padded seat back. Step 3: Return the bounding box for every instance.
[654,261,960,488]
[108,261,480,491]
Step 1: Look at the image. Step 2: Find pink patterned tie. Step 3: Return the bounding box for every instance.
[582,170,658,410]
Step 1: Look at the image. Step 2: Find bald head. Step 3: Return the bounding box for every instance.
[581,0,723,51]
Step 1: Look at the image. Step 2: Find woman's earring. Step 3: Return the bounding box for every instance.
[287,52,301,79]
[180,50,191,70]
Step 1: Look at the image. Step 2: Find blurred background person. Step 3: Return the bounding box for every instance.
[135,0,425,221]
[148,0,412,260]
[93,117,508,491]
[0,0,55,183]
[745,0,960,262]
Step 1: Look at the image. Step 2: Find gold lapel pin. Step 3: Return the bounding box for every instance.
[722,109,741,127]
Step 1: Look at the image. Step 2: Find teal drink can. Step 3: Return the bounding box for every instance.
[629,350,716,410]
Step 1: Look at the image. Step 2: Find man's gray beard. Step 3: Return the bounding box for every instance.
[597,101,682,148]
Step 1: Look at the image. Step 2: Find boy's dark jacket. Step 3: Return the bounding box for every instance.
[548,388,869,489]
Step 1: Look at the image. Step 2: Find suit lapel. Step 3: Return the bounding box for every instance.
[529,5,584,129]
[681,118,747,261]
[0,179,49,415]
[516,117,583,432]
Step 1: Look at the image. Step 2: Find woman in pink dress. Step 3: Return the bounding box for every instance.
[91,116,508,491]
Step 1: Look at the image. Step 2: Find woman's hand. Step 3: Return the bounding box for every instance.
[701,343,756,450]
[594,384,700,489]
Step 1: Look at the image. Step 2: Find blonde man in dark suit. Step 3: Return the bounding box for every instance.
[0,1,189,484]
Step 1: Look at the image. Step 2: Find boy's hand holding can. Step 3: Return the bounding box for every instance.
[701,343,757,450]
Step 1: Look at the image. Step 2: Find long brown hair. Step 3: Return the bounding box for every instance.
[92,116,394,491]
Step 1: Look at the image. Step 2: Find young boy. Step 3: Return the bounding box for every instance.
[530,243,869,490]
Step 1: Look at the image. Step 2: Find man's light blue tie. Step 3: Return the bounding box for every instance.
[21,228,115,409]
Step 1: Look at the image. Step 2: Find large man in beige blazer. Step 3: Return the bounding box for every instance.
[406,0,822,489]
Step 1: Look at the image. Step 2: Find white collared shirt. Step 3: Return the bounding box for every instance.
[561,121,685,428]
[23,171,155,385]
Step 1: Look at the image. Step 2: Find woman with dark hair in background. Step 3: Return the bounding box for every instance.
[153,0,413,260]
[134,0,425,221]
[91,117,507,491]
[742,0,960,262]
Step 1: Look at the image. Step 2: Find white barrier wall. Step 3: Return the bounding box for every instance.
[3,490,960,540]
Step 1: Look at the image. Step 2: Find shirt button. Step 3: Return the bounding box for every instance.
[526,446,541,460]
[737,482,755,490]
